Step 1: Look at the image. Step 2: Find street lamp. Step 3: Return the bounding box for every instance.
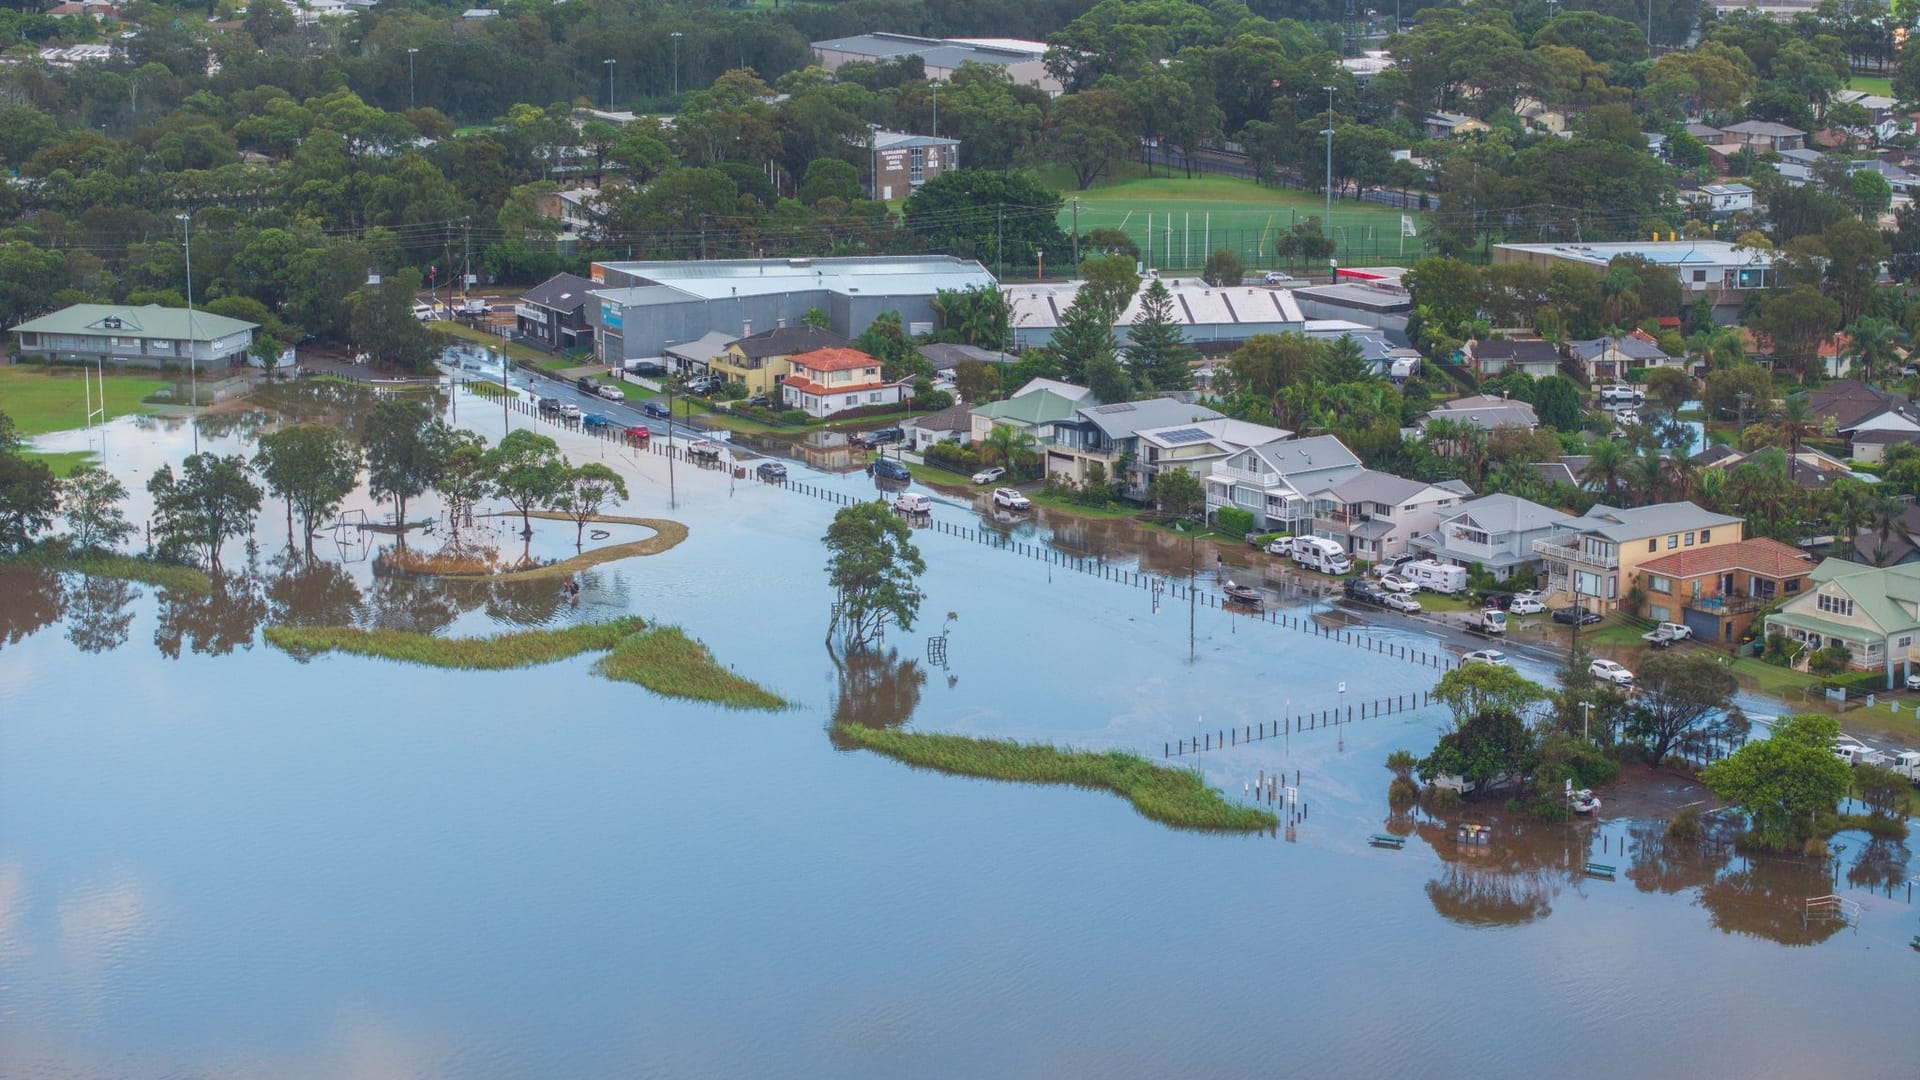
[1322,84,1336,270]
[604,58,616,112]
[407,48,418,110]
[1581,700,1594,742]
[930,79,939,139]
[671,31,684,97]
[177,211,197,412]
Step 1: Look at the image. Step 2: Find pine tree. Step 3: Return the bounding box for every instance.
[1125,278,1194,391]
[1047,292,1119,387]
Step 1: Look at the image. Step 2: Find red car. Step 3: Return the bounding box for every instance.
[624,425,652,446]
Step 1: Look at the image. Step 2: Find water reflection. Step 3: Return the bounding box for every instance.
[0,568,65,650]
[153,577,266,659]
[1625,818,1735,896]
[62,574,140,654]
[361,572,466,635]
[827,647,926,750]
[1699,854,1849,947]
[264,550,364,628]
[1842,839,1910,895]
[1413,812,1591,927]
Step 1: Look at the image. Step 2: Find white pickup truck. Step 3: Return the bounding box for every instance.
[1641,622,1693,648]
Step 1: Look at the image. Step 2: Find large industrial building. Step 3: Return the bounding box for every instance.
[1491,240,1775,321]
[1005,278,1306,351]
[585,256,996,364]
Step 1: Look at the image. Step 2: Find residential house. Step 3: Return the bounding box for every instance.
[1847,429,1920,466]
[1642,538,1816,646]
[1802,379,1920,458]
[1718,119,1807,152]
[868,131,959,200]
[710,325,850,397]
[1131,417,1291,496]
[1493,241,1773,321]
[1764,559,1920,687]
[515,273,598,352]
[662,330,736,380]
[11,303,255,370]
[1306,470,1474,563]
[968,379,1095,445]
[1850,502,1920,565]
[1533,455,1593,490]
[1465,337,1560,379]
[1045,398,1226,499]
[919,342,1014,378]
[1694,444,1855,491]
[1407,493,1578,581]
[903,402,974,452]
[1205,435,1366,533]
[781,347,908,419]
[1419,394,1539,434]
[1695,183,1754,216]
[1425,112,1490,139]
[1532,501,1745,612]
[1567,332,1677,383]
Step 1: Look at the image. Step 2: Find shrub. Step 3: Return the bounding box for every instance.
[1427,787,1464,811]
[710,381,748,401]
[1667,805,1701,840]
[1387,776,1420,807]
[924,441,980,474]
[1807,642,1852,676]
[1215,506,1256,537]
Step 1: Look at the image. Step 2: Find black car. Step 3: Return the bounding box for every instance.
[642,399,672,419]
[863,426,906,446]
[537,397,561,415]
[755,461,788,481]
[626,360,668,377]
[872,458,911,481]
[1552,606,1602,626]
[576,375,600,394]
[1344,579,1387,605]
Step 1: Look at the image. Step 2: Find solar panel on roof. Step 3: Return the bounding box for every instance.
[1157,427,1211,445]
[1091,403,1136,413]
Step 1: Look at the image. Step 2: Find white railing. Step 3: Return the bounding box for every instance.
[1214,465,1280,486]
[514,305,550,324]
[1531,537,1618,568]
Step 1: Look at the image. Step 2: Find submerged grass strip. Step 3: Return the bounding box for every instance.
[594,626,787,710]
[434,513,688,582]
[264,616,645,670]
[833,724,1277,832]
[1,546,211,593]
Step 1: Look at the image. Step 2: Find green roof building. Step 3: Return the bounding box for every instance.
[1764,557,1920,689]
[12,303,257,369]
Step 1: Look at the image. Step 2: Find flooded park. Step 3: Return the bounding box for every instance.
[2,376,1917,1077]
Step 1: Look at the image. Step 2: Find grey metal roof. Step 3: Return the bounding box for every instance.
[663,330,738,362]
[1241,434,1363,478]
[595,256,994,302]
[519,273,598,313]
[1316,468,1432,506]
[872,130,961,151]
[1565,501,1743,542]
[904,402,972,432]
[1074,397,1223,440]
[1351,518,1396,540]
[1722,120,1805,137]
[812,32,1041,69]
[13,302,255,340]
[919,342,1015,369]
[733,325,848,358]
[1443,493,1575,535]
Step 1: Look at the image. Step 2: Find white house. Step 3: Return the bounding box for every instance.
[1204,434,1364,533]
[1306,470,1473,563]
[1696,183,1754,216]
[781,347,908,419]
[1407,493,1577,581]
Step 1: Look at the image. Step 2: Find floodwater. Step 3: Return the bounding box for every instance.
[3,386,1917,1077]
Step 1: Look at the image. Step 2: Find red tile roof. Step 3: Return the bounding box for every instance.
[782,375,891,397]
[788,347,880,374]
[1638,537,1815,581]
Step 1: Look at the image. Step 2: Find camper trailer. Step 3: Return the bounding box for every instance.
[1291,536,1353,575]
[1402,559,1468,595]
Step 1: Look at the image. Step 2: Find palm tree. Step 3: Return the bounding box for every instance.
[1779,395,1814,457]
[984,424,1039,477]
[1823,479,1877,559]
[1627,451,1671,506]
[1867,493,1913,566]
[1585,438,1628,502]
[1845,316,1906,385]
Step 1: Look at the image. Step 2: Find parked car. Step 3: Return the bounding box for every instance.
[1462,649,1509,666]
[597,385,626,402]
[1642,622,1694,648]
[1343,579,1387,605]
[624,425,652,446]
[558,403,582,420]
[576,375,600,394]
[1599,384,1644,403]
[972,466,1006,485]
[992,487,1031,510]
[411,301,436,321]
[1590,658,1635,685]
[684,375,720,394]
[1509,596,1546,615]
[744,394,771,408]
[1552,606,1601,626]
[625,360,668,377]
[1265,537,1296,557]
[1263,271,1296,284]
[1377,573,1416,594]
[872,458,911,481]
[582,413,612,430]
[537,397,562,415]
[642,399,672,419]
[756,461,788,481]
[892,492,932,514]
[1907,672,1920,691]
[1382,592,1423,613]
[1371,553,1415,579]
[860,427,906,447]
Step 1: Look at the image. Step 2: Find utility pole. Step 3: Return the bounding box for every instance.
[930,79,938,139]
[1322,84,1336,269]
[604,58,616,112]
[1188,530,1197,662]
[1072,198,1080,265]
[407,48,418,110]
[666,381,678,510]
[996,206,1004,279]
[671,31,684,97]
[177,211,198,450]
[461,219,472,307]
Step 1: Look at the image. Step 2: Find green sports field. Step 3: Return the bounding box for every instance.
[1048,171,1434,272]
[1848,74,1893,98]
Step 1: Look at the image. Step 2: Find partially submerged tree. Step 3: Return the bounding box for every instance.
[1701,713,1850,852]
[60,465,133,552]
[362,399,448,543]
[255,424,362,558]
[1433,662,1550,728]
[1146,466,1204,522]
[824,500,925,652]
[0,412,58,555]
[553,463,629,547]
[432,429,490,538]
[148,453,263,573]
[1626,652,1742,767]
[482,429,566,536]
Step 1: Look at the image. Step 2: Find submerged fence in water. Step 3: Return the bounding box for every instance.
[1163,690,1437,759]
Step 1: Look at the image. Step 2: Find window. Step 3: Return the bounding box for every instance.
[910,147,925,183]
[1684,531,1695,547]
[869,392,881,403]
[1648,539,1658,553]
[1649,575,1672,594]
[1650,605,1670,621]
[1692,270,1707,283]
[1785,579,1801,593]
[1899,636,1913,649]
[1755,580,1776,600]
[1818,593,1854,617]
[1700,529,1711,543]
[1668,534,1679,549]
[844,395,858,405]
[1456,527,1490,546]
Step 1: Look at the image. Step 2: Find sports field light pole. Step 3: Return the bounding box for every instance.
[671,32,683,97]
[1322,84,1336,275]
[407,48,418,109]
[604,58,616,112]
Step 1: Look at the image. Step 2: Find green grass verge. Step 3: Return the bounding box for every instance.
[904,460,982,489]
[833,723,1277,831]
[265,616,645,670]
[0,366,169,436]
[1025,489,1142,519]
[21,449,99,477]
[1,546,213,592]
[593,625,787,710]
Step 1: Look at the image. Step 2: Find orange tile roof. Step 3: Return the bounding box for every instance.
[788,347,880,374]
[782,375,891,397]
[1638,537,1815,581]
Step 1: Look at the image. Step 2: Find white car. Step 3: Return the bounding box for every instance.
[892,493,932,514]
[1590,658,1635,685]
[557,403,582,420]
[1378,573,1416,594]
[597,385,626,402]
[991,487,1030,511]
[1263,271,1296,284]
[1907,672,1920,691]
[1509,596,1546,615]
[1462,649,1509,666]
[971,466,1006,485]
[1382,592,1422,613]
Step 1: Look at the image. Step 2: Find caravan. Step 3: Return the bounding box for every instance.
[1291,536,1354,575]
[1402,559,1468,595]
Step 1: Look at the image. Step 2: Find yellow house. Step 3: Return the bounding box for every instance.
[709,325,848,397]
[1531,502,1745,613]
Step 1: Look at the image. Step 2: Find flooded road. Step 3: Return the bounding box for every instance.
[2,387,1917,1077]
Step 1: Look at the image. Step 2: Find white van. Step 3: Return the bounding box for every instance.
[1291,536,1353,575]
[1402,559,1468,595]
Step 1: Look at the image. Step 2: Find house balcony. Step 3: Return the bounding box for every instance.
[1682,593,1764,617]
[513,304,550,325]
[1215,464,1280,486]
[1531,537,1618,569]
